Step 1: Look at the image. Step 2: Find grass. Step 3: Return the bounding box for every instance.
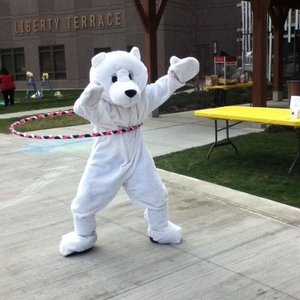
[0,84,263,133]
[3,85,299,208]
[0,90,82,114]
[1,87,212,134]
[154,127,300,208]
[7,114,90,135]
[0,87,210,132]
[0,89,85,134]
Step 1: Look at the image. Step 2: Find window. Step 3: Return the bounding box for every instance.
[94,47,111,55]
[39,45,66,79]
[0,48,26,80]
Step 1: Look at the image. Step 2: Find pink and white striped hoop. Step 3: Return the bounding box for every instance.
[10,109,142,139]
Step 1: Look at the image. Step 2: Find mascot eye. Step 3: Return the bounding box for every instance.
[129,74,132,80]
[112,75,118,83]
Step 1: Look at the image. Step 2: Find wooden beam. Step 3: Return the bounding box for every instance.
[144,0,158,85]
[133,0,168,116]
[245,0,300,10]
[269,5,288,100]
[271,0,300,10]
[268,5,288,30]
[156,0,168,29]
[250,0,271,107]
[133,0,149,32]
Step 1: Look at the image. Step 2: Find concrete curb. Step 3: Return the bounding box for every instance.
[158,169,300,227]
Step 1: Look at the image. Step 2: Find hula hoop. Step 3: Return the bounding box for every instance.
[10,109,142,140]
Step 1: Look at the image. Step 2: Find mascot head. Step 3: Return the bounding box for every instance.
[90,47,148,108]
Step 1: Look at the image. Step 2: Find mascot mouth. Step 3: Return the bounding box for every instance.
[109,82,141,108]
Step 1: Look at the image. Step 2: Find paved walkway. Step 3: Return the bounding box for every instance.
[1,100,300,299]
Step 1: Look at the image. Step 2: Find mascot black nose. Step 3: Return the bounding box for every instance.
[125,89,137,98]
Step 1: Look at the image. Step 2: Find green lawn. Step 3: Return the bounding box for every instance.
[1,88,212,134]
[154,127,300,208]
[2,86,298,208]
[0,89,85,134]
[0,90,82,114]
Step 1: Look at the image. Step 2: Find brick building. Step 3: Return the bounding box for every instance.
[0,0,242,90]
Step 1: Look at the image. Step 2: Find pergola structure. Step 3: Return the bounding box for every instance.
[133,0,168,116]
[133,0,300,110]
[247,0,300,106]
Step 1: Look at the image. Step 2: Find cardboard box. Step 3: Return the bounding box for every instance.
[205,76,212,86]
[212,75,219,85]
[205,75,218,86]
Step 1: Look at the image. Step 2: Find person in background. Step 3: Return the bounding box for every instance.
[0,67,16,106]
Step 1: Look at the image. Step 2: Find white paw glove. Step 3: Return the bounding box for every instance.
[80,80,104,107]
[169,56,200,84]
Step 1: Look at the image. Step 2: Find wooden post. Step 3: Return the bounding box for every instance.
[145,0,158,85]
[269,5,288,101]
[133,0,168,117]
[250,0,271,107]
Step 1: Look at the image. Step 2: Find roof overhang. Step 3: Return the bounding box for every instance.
[245,0,300,10]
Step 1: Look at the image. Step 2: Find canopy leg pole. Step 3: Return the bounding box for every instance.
[289,130,300,174]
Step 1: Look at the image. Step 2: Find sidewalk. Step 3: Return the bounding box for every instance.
[1,102,300,299]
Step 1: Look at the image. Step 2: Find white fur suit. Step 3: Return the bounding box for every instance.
[60,47,199,256]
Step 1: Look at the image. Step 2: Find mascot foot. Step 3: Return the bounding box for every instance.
[60,231,97,257]
[148,221,182,244]
[150,237,161,244]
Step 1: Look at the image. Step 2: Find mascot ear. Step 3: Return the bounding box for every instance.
[130,47,141,60]
[92,52,107,68]
[170,56,181,66]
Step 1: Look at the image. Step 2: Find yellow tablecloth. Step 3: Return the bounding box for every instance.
[194,106,300,127]
[204,82,253,92]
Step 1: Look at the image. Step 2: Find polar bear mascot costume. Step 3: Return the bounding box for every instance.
[60,47,199,256]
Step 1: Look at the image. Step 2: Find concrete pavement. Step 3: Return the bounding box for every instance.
[1,101,300,299]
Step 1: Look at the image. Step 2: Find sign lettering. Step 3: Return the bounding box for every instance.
[13,13,122,34]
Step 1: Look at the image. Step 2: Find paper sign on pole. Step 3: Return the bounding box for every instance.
[290,96,300,119]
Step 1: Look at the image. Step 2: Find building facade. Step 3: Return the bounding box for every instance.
[0,0,242,90]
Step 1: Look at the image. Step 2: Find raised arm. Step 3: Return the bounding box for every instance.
[73,82,104,124]
[145,56,199,113]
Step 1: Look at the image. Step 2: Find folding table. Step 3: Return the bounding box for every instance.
[194,106,300,174]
